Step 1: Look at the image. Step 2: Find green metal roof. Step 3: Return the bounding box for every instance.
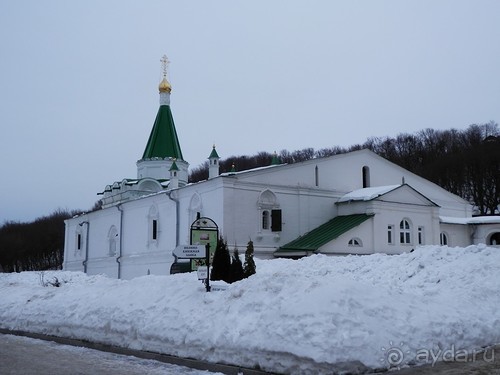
[276,214,373,253]
[169,160,179,171]
[208,146,219,159]
[142,105,184,160]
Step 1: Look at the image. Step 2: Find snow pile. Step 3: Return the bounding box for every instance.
[1,245,500,374]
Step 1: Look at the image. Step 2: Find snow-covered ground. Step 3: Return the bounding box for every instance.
[1,245,500,374]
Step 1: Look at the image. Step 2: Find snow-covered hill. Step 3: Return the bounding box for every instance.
[1,245,499,374]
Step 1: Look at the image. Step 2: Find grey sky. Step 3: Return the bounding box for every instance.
[1,1,499,224]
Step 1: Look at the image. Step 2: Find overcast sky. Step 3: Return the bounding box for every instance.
[1,1,500,224]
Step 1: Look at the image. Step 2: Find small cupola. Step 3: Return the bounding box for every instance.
[208,144,220,179]
[169,159,179,189]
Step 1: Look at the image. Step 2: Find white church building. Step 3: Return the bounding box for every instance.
[63,58,500,279]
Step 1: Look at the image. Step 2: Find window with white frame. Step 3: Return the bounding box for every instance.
[257,189,282,232]
[348,238,362,247]
[399,219,412,244]
[75,226,84,256]
[262,210,270,230]
[418,226,424,245]
[387,225,394,244]
[148,205,159,245]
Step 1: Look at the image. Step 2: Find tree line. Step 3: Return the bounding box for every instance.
[0,209,77,272]
[190,122,500,215]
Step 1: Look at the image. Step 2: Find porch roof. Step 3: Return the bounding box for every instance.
[275,214,373,255]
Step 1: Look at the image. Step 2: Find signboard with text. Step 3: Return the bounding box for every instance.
[173,245,206,259]
[190,217,219,271]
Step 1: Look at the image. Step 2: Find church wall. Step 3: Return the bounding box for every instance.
[238,150,472,219]
[63,218,86,272]
[370,202,441,254]
[350,151,472,218]
[171,177,340,259]
[118,193,178,278]
[337,199,441,254]
[175,179,226,247]
[220,180,340,258]
[441,223,471,247]
[319,219,375,255]
[473,224,500,246]
[85,207,121,277]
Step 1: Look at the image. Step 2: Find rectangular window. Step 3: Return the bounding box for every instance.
[77,234,81,250]
[271,209,282,232]
[387,225,393,244]
[418,226,424,245]
[262,211,270,230]
[152,219,158,240]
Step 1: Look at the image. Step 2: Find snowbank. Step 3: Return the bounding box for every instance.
[1,245,500,374]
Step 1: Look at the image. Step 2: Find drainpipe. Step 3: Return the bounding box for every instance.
[116,204,123,279]
[167,190,180,247]
[79,220,89,273]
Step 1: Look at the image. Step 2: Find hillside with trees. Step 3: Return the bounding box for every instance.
[0,209,77,272]
[190,122,500,215]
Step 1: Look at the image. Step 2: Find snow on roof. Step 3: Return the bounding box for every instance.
[219,163,284,177]
[440,216,500,225]
[338,185,401,203]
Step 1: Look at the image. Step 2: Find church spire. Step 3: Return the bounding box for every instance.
[137,55,189,185]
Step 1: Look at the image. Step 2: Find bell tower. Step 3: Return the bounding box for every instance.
[136,55,189,186]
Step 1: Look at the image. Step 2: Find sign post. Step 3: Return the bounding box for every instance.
[172,244,211,292]
[204,243,210,292]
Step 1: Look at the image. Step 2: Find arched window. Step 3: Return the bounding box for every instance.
[189,193,203,226]
[362,166,370,188]
[348,238,362,247]
[490,232,500,246]
[257,189,282,232]
[440,232,448,246]
[108,225,118,256]
[399,219,412,244]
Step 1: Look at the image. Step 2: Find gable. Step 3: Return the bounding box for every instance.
[338,184,438,207]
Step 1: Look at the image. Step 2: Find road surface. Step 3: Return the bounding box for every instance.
[0,333,222,375]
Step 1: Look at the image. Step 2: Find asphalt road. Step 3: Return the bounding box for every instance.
[2,331,499,375]
[0,333,222,375]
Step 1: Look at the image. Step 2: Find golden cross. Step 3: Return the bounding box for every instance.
[160,55,170,78]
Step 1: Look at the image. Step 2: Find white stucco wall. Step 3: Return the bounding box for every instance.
[63,149,482,279]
